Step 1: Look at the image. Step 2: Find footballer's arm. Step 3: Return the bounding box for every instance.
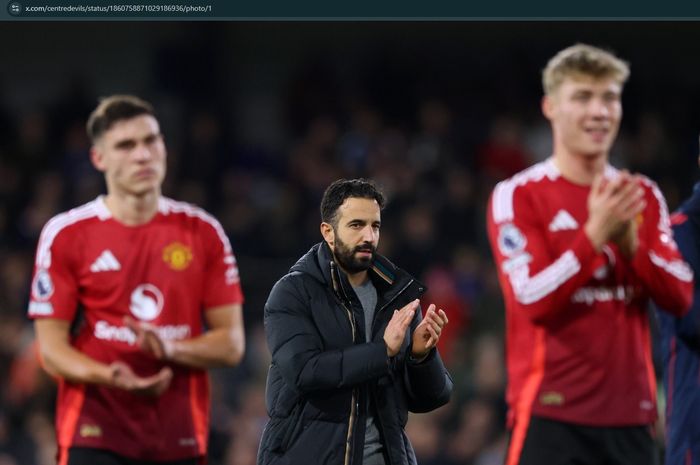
[35,318,172,395]
[127,303,245,368]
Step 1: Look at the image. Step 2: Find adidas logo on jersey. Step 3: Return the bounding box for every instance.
[90,250,121,272]
[548,210,579,232]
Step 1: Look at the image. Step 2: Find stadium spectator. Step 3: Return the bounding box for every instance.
[27,95,246,465]
[258,178,452,465]
[487,44,694,465]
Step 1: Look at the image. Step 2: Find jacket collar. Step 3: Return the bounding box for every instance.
[290,241,424,304]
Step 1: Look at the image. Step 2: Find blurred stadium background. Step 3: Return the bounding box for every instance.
[1,22,699,465]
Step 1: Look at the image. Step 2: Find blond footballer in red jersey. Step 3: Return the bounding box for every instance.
[487,45,693,465]
[28,96,245,465]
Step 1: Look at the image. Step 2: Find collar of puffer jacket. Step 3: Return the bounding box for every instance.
[288,241,425,304]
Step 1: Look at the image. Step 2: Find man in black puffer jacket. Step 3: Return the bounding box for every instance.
[258,179,453,465]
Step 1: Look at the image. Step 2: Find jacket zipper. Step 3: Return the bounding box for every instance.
[334,264,420,465]
[341,298,358,465]
[332,261,359,465]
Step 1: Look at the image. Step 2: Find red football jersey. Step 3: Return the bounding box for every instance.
[487,159,692,429]
[28,196,244,462]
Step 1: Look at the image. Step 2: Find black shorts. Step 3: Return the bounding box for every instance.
[63,447,200,465]
[506,415,658,465]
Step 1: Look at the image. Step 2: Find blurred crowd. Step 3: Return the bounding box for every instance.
[1,24,699,465]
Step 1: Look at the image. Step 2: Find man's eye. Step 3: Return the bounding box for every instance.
[116,141,136,150]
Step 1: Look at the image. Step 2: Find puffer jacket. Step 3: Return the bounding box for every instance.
[257,242,453,465]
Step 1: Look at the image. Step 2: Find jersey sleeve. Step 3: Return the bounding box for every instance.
[28,220,80,321]
[200,216,244,309]
[631,180,693,315]
[662,213,700,350]
[487,182,607,324]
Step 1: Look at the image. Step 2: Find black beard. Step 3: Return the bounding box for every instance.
[334,237,376,274]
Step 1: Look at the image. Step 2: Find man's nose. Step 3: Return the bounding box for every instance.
[589,98,610,118]
[362,226,378,242]
[133,143,153,161]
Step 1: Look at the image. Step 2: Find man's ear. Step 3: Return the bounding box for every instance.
[90,146,106,172]
[542,94,555,121]
[320,222,335,249]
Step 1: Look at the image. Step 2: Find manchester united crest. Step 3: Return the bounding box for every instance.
[162,242,193,271]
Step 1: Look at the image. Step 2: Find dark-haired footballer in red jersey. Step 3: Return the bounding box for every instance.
[487,45,693,465]
[28,96,245,465]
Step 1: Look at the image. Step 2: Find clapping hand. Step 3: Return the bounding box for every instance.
[384,299,419,357]
[124,316,174,361]
[411,304,448,360]
[109,361,172,396]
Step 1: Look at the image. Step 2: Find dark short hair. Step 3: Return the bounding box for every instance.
[320,179,386,225]
[86,95,155,143]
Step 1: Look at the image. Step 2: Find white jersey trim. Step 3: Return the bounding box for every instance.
[492,159,560,224]
[635,176,692,282]
[639,176,673,237]
[159,197,235,258]
[509,250,581,305]
[36,199,107,269]
[648,251,693,283]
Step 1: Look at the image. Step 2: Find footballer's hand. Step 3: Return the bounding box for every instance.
[384,299,418,357]
[611,217,639,260]
[109,361,172,396]
[124,316,174,361]
[585,171,645,252]
[411,304,448,360]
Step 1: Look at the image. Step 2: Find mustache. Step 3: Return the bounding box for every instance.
[354,244,376,253]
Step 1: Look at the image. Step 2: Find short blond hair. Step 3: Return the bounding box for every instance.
[542,44,630,95]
